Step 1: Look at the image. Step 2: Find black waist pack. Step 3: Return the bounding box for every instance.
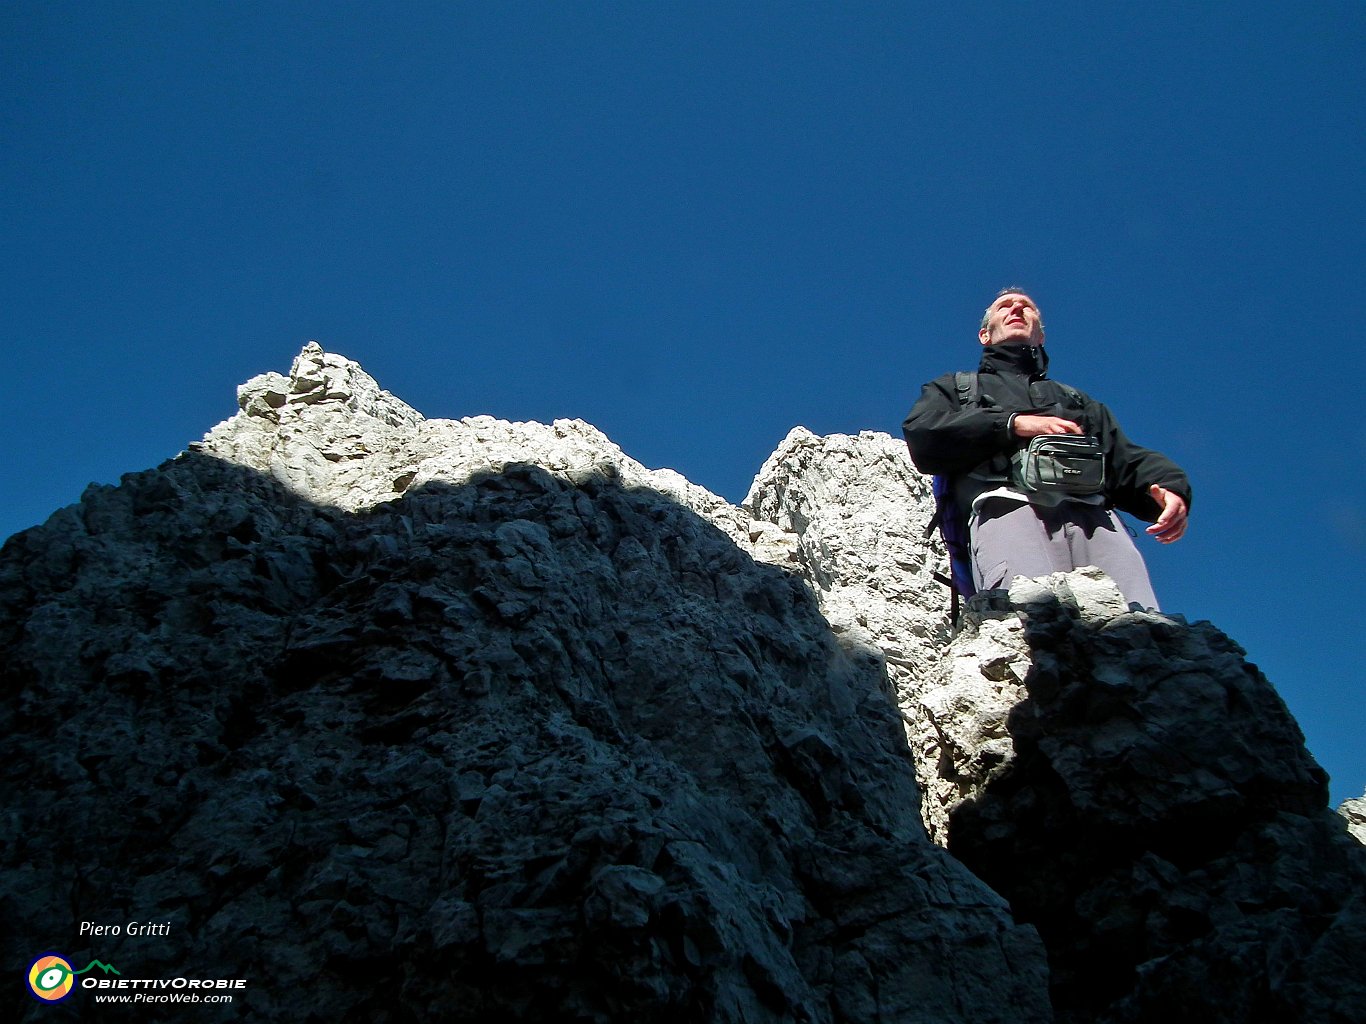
[1012,435,1106,495]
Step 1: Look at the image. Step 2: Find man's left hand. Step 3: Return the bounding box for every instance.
[1146,485,1188,543]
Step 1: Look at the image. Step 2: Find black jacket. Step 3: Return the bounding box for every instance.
[902,342,1191,523]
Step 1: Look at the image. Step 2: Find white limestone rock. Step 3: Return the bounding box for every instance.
[744,426,954,815]
[740,428,1366,1021]
[6,341,1364,1024]
[0,343,1055,1022]
[200,342,750,547]
[1343,793,1366,844]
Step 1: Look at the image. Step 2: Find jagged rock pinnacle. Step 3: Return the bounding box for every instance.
[199,342,750,543]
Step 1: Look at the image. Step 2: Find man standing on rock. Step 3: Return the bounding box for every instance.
[902,288,1190,609]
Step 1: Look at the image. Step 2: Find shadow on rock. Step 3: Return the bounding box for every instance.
[1,450,1048,1023]
[945,583,1366,1024]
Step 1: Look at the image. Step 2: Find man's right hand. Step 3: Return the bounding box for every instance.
[1012,414,1084,438]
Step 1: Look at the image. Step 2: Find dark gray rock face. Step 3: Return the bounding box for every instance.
[6,345,1364,1023]
[0,440,1047,1019]
[746,430,1366,1024]
[946,584,1366,1024]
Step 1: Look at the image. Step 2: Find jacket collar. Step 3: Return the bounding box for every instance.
[978,342,1050,378]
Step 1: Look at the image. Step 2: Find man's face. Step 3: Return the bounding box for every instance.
[979,293,1045,347]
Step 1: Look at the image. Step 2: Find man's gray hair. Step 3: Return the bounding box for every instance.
[981,287,1044,331]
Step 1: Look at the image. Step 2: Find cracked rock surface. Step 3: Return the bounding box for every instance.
[5,342,1364,1023]
[1342,793,1366,845]
[1,345,1048,1023]
[746,433,1366,1024]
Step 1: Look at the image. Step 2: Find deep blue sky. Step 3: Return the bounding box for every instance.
[3,2,1362,805]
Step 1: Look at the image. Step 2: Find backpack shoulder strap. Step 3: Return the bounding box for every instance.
[953,371,979,407]
[927,378,981,623]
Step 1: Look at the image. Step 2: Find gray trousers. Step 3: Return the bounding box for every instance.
[970,499,1160,610]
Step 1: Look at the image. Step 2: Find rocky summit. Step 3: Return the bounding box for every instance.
[2,344,1363,1023]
